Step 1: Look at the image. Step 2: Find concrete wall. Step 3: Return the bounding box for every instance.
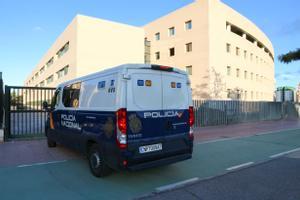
[144,0,275,101]
[25,0,275,101]
[24,18,78,88]
[76,15,145,77]
[209,0,275,101]
[144,0,210,99]
[25,15,144,88]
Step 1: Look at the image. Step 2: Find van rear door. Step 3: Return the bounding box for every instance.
[126,68,189,141]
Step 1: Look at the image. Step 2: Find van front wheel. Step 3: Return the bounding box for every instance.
[88,144,111,177]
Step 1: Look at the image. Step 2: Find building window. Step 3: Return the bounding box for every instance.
[155,52,160,60]
[236,89,241,100]
[236,68,240,78]
[169,47,175,56]
[186,65,192,75]
[250,53,253,61]
[244,50,247,59]
[155,32,160,41]
[40,66,45,74]
[256,74,259,81]
[40,81,45,87]
[185,20,192,30]
[56,42,69,58]
[227,66,231,76]
[46,75,54,84]
[46,57,54,68]
[251,72,254,80]
[35,72,39,79]
[244,90,248,100]
[226,43,231,53]
[186,42,192,52]
[227,89,231,98]
[251,91,254,100]
[244,71,248,79]
[57,65,69,79]
[169,27,175,36]
[236,47,240,56]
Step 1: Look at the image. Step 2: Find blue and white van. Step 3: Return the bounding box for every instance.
[45,64,194,177]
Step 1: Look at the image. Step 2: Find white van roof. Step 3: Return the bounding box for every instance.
[57,64,187,88]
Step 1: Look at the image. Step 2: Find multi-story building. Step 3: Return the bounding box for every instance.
[25,0,275,101]
[24,15,144,87]
[144,0,275,101]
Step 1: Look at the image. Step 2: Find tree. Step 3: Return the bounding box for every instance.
[192,67,225,100]
[278,48,300,63]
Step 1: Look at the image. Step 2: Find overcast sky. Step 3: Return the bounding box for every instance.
[0,0,299,87]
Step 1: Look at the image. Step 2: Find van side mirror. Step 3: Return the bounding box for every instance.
[42,101,49,111]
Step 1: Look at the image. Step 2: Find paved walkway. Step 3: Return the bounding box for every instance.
[193,119,300,143]
[1,119,300,167]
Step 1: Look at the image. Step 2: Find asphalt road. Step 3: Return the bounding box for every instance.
[1,128,300,199]
[140,150,300,200]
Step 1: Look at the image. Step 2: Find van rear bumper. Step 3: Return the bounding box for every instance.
[127,152,192,171]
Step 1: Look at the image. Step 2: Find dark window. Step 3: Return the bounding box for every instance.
[186,43,192,52]
[155,32,160,41]
[155,52,160,60]
[169,47,175,56]
[62,83,81,108]
[185,20,192,30]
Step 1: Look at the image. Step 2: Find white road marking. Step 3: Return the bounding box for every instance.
[226,162,254,171]
[17,160,67,168]
[155,177,199,192]
[270,147,300,158]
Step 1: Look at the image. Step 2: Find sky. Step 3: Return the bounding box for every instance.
[0,0,299,88]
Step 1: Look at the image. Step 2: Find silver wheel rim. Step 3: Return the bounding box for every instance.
[91,152,101,169]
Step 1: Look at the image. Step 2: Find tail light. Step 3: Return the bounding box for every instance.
[116,108,127,149]
[189,106,195,126]
[188,106,194,140]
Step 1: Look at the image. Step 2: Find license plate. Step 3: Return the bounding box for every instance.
[139,143,162,154]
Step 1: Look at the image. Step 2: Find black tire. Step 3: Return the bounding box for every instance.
[88,144,111,177]
[47,136,57,148]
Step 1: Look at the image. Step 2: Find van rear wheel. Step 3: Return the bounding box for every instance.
[47,136,56,148]
[88,144,111,177]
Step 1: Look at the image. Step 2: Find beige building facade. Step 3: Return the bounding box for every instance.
[144,0,275,101]
[25,15,145,88]
[26,0,275,101]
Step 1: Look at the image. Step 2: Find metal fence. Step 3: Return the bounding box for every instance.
[193,100,284,127]
[4,86,56,139]
[0,72,3,128]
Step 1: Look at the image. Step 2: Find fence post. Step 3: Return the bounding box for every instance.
[4,86,11,140]
[0,72,3,128]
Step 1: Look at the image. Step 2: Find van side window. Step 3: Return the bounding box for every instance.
[51,88,61,109]
[62,83,81,108]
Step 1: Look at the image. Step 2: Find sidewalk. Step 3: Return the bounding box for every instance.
[193,119,300,143]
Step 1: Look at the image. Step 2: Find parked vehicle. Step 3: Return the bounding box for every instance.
[44,64,194,177]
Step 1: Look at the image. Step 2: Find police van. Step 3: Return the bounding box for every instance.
[44,64,194,177]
